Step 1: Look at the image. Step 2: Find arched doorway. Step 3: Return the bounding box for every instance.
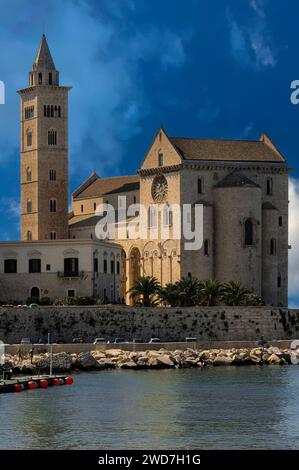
[31,286,40,299]
[121,250,127,300]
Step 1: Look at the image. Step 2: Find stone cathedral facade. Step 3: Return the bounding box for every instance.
[0,35,290,306]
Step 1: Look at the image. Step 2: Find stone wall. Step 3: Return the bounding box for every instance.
[0,305,298,344]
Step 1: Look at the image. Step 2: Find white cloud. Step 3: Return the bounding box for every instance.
[226,4,276,69]
[288,178,299,298]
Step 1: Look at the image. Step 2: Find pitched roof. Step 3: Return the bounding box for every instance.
[73,174,140,199]
[33,34,56,70]
[170,134,285,163]
[215,171,260,189]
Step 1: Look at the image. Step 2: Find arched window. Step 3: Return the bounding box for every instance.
[38,73,42,85]
[244,219,253,246]
[31,286,40,298]
[54,105,58,117]
[50,231,57,240]
[58,106,61,117]
[50,105,54,117]
[277,273,281,288]
[158,153,163,166]
[204,239,209,256]
[49,72,52,85]
[163,204,172,226]
[266,177,273,196]
[44,105,47,117]
[26,167,32,182]
[198,177,203,194]
[117,261,120,275]
[47,105,50,117]
[49,169,56,181]
[48,129,57,145]
[149,206,157,228]
[27,129,32,147]
[27,230,32,241]
[270,238,276,255]
[49,199,57,212]
[27,199,32,213]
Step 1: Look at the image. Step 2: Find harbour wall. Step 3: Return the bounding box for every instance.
[0,305,298,344]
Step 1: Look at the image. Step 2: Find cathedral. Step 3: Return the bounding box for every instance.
[0,35,290,306]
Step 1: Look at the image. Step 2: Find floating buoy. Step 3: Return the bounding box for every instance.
[27,381,37,390]
[52,378,61,386]
[14,383,23,393]
[64,376,73,385]
[39,379,48,389]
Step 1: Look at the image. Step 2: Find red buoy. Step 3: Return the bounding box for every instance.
[27,381,37,390]
[65,376,73,385]
[52,378,61,386]
[39,379,48,389]
[14,383,23,393]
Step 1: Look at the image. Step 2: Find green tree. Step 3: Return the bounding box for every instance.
[200,279,222,306]
[175,277,202,306]
[222,281,250,306]
[159,283,180,307]
[128,276,161,307]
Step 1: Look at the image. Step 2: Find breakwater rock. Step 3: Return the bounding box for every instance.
[2,346,299,373]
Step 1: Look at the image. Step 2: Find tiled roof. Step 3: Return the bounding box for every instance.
[170,136,285,163]
[215,171,260,188]
[73,175,140,199]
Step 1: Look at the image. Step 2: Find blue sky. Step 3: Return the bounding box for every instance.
[0,0,299,303]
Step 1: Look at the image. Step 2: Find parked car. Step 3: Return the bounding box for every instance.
[113,337,127,344]
[148,338,161,344]
[72,337,85,344]
[93,337,106,344]
[185,337,197,342]
[20,338,31,345]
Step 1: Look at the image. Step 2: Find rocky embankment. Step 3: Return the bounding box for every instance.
[2,346,299,373]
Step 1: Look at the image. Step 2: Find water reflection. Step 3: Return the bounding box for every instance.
[0,367,298,449]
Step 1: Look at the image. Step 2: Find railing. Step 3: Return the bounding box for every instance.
[57,271,84,279]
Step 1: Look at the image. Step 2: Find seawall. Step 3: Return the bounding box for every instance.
[0,305,298,344]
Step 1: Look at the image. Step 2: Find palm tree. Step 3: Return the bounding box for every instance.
[222,281,250,306]
[200,279,222,306]
[128,276,161,307]
[244,292,265,306]
[159,283,180,307]
[175,277,202,306]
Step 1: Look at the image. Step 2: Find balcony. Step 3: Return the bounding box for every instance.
[57,271,84,279]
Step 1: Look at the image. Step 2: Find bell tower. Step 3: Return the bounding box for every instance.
[18,34,71,241]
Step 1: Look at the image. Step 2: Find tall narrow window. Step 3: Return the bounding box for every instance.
[50,231,57,240]
[277,273,281,288]
[27,231,32,241]
[27,199,32,213]
[204,239,209,256]
[44,105,47,117]
[49,169,56,181]
[38,73,42,84]
[29,259,41,273]
[49,72,52,85]
[266,178,273,195]
[270,238,276,255]
[163,205,172,226]
[4,259,17,273]
[94,258,98,273]
[117,261,120,275]
[49,199,57,212]
[26,167,32,182]
[158,153,163,166]
[149,206,157,228]
[94,202,97,211]
[111,260,115,273]
[244,219,253,246]
[133,195,137,204]
[47,105,50,117]
[58,106,61,118]
[50,105,54,118]
[48,129,57,145]
[64,257,79,277]
[103,259,107,273]
[81,204,84,213]
[27,130,32,147]
[197,177,203,194]
[279,216,283,227]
